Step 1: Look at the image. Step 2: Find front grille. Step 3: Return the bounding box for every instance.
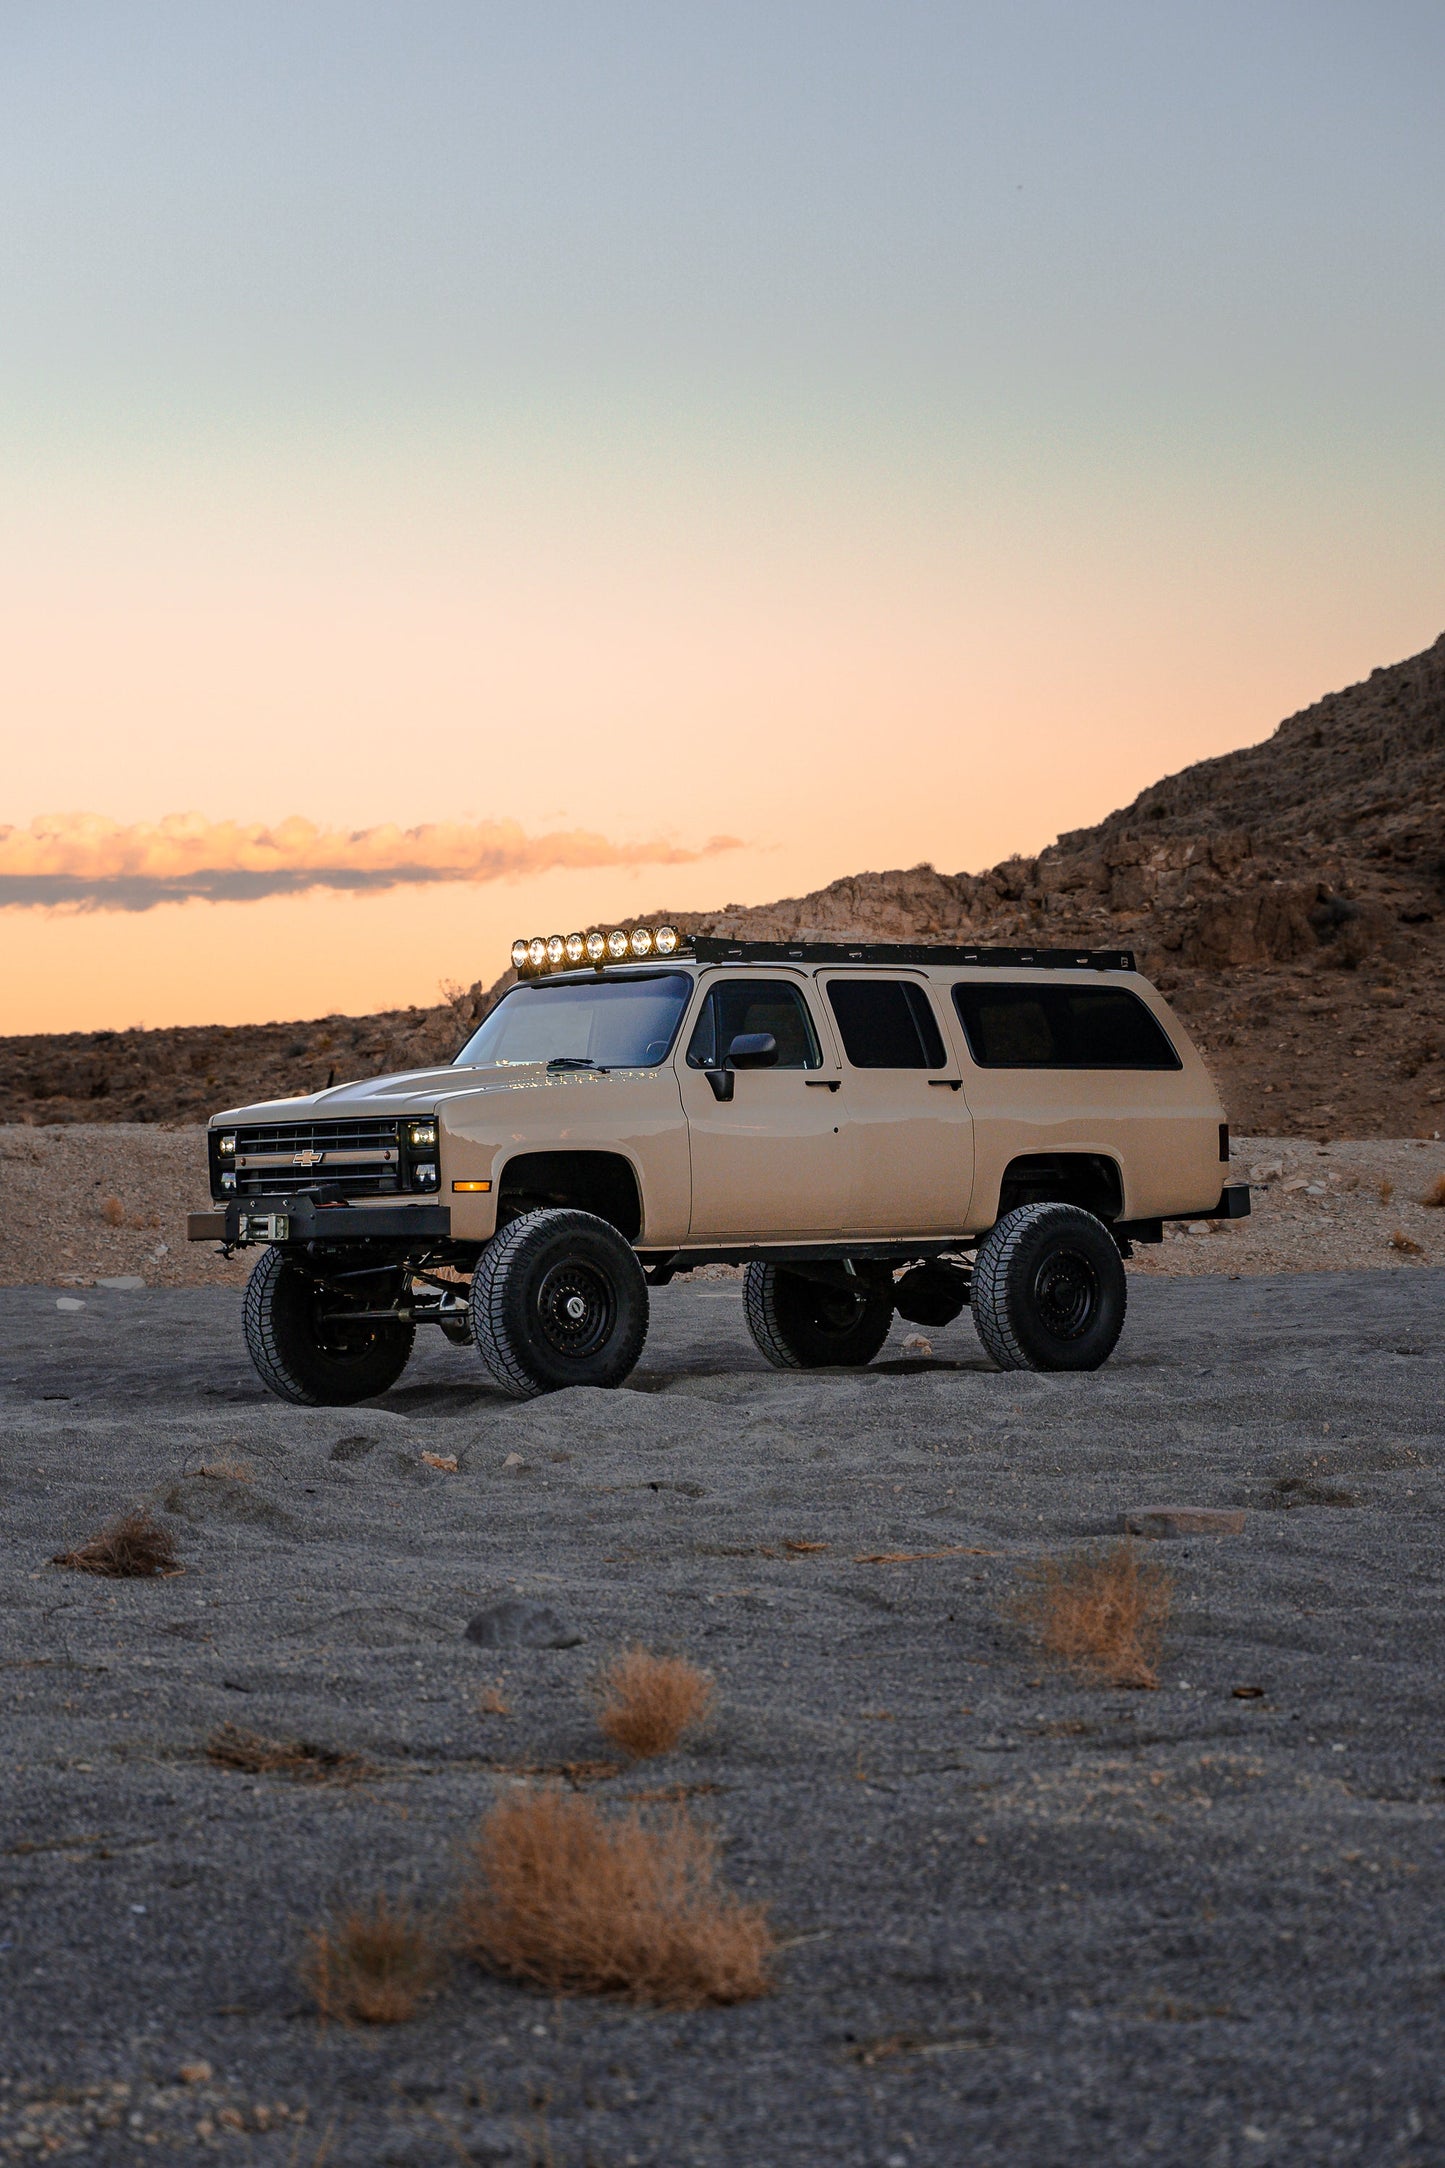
[229,1117,406,1199]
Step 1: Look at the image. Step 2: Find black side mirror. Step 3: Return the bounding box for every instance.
[702,1030,779,1100]
[726,1032,778,1069]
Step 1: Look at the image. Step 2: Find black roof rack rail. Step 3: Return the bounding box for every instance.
[684,938,1136,972]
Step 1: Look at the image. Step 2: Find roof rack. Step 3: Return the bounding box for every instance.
[510,926,1137,981]
[685,938,1136,972]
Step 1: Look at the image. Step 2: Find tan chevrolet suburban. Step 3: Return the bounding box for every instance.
[188,930,1247,1402]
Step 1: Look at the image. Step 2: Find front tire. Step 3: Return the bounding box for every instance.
[970,1202,1126,1372]
[242,1247,415,1406]
[743,1263,894,1370]
[470,1208,649,1398]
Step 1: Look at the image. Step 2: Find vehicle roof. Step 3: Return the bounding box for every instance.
[511,940,1143,988]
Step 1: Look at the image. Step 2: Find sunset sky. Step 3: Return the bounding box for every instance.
[4,2,1443,1033]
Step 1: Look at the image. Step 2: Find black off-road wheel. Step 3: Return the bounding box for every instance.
[242,1247,416,1406]
[470,1208,649,1399]
[743,1263,895,1370]
[970,1202,1126,1372]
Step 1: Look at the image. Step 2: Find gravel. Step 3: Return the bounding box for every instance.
[1,1268,1443,2164]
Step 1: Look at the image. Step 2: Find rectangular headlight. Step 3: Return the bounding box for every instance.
[408,1120,438,1149]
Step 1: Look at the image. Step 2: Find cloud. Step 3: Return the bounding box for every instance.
[0,814,744,913]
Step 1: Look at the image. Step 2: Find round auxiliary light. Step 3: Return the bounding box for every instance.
[546,935,565,967]
[606,929,630,961]
[654,925,678,956]
[565,933,585,965]
[585,931,607,964]
[511,938,529,971]
[630,926,653,957]
[528,936,547,969]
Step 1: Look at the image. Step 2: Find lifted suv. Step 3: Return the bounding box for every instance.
[189,931,1247,1402]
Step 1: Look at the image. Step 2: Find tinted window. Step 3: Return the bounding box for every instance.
[686,980,822,1069]
[455,973,691,1069]
[952,984,1180,1070]
[826,979,946,1069]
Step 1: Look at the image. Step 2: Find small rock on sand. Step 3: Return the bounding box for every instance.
[465,1599,583,1649]
[1123,1506,1248,1538]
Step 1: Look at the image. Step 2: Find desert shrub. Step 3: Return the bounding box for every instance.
[1379,1179,1395,1205]
[1011,1541,1171,1690]
[101,1195,125,1226]
[1390,1227,1425,1255]
[456,1788,772,2008]
[205,1722,370,1783]
[301,1895,440,2024]
[1421,1174,1445,1209]
[596,1647,713,1760]
[51,1510,181,1579]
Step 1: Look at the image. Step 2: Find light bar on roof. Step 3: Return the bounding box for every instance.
[511,925,681,978]
[508,930,1134,981]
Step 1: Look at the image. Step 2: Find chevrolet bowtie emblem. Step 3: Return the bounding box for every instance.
[292,1148,325,1167]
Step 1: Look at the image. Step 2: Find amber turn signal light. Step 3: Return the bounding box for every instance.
[451,1180,492,1193]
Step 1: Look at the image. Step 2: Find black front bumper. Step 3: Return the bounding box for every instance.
[187,1198,452,1245]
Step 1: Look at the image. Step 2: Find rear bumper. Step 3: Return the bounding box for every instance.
[187,1199,452,1245]
[1157,1183,1252,1226]
[1120,1184,1251,1246]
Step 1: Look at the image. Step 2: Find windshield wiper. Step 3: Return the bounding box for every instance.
[546,1056,597,1071]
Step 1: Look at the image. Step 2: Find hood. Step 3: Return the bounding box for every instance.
[210,1060,559,1128]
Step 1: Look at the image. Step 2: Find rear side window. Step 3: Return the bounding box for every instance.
[952,984,1181,1070]
[686,979,822,1069]
[825,979,946,1069]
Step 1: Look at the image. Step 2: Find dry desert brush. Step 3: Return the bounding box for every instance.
[456,1787,772,2008]
[301,1894,442,2025]
[1012,1540,1171,1690]
[205,1722,371,1784]
[51,1509,181,1579]
[596,1646,714,1759]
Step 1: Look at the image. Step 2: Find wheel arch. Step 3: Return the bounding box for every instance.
[494,1149,643,1242]
[993,1151,1124,1226]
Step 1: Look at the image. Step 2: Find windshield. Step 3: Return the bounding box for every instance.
[454,972,693,1070]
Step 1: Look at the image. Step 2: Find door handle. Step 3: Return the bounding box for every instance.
[805,1079,840,1092]
[928,1079,963,1091]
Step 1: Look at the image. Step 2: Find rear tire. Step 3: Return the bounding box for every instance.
[743,1263,894,1370]
[470,1208,649,1398]
[242,1247,415,1406]
[970,1202,1126,1372]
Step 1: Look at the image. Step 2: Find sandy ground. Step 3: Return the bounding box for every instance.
[3,1127,1444,1289]
[2,1270,1443,2165]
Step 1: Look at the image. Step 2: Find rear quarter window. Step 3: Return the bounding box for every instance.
[952,984,1181,1070]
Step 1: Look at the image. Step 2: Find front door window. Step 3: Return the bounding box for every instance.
[686,980,822,1070]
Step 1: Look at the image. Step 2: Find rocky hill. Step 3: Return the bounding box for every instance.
[4,633,1442,1136]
